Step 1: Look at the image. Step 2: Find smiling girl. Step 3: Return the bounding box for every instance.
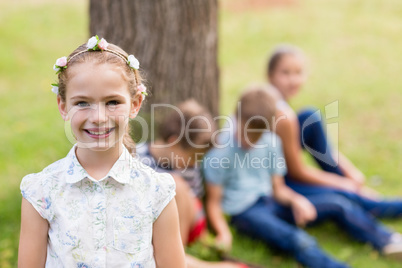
[18,36,186,268]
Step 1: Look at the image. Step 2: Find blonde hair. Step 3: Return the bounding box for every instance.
[57,43,143,153]
[236,84,276,130]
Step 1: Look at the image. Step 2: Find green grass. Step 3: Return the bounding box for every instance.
[0,1,88,267]
[1,0,402,267]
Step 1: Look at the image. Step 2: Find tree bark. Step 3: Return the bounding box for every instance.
[89,0,219,117]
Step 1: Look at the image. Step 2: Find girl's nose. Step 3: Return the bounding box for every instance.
[90,103,108,124]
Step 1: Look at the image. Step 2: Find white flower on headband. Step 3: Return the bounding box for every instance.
[53,56,67,74]
[128,55,140,69]
[51,83,59,95]
[137,84,148,99]
[50,36,142,95]
[87,36,98,50]
[86,35,108,51]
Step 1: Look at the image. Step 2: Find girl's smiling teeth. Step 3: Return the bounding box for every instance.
[85,128,115,135]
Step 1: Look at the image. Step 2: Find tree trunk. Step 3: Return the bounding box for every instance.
[89,0,219,117]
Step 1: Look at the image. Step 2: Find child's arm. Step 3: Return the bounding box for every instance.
[18,198,49,268]
[275,110,360,192]
[153,199,186,268]
[272,175,317,227]
[206,183,232,252]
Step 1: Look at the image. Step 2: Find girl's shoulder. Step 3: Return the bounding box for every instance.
[20,156,68,190]
[268,86,296,117]
[275,99,297,122]
[129,157,176,222]
[20,156,70,221]
[130,156,175,188]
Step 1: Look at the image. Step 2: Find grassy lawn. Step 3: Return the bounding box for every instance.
[1,0,402,267]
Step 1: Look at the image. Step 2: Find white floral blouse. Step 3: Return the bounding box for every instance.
[20,145,176,268]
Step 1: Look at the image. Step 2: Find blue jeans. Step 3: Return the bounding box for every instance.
[231,196,350,268]
[285,108,402,244]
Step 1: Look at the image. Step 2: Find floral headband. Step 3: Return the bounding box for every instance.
[51,35,147,99]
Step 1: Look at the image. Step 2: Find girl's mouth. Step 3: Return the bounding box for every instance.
[84,128,115,139]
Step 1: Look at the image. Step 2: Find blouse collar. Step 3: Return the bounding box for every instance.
[64,144,133,184]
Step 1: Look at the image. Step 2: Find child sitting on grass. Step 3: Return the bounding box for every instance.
[136,99,247,268]
[203,84,402,268]
[267,45,402,259]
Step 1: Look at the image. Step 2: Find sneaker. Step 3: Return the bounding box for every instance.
[382,233,402,261]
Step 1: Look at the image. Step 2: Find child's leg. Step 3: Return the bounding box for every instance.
[306,193,393,251]
[332,190,402,219]
[285,178,335,195]
[285,176,402,219]
[230,196,348,268]
[187,198,207,244]
[297,108,344,175]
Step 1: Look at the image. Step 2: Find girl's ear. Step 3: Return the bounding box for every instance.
[129,93,143,119]
[57,95,69,121]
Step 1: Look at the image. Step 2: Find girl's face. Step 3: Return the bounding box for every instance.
[269,54,306,100]
[58,62,141,151]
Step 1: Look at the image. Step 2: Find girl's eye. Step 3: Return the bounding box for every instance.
[76,101,90,107]
[107,100,119,106]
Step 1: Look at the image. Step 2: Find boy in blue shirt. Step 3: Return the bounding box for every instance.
[204,85,402,268]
